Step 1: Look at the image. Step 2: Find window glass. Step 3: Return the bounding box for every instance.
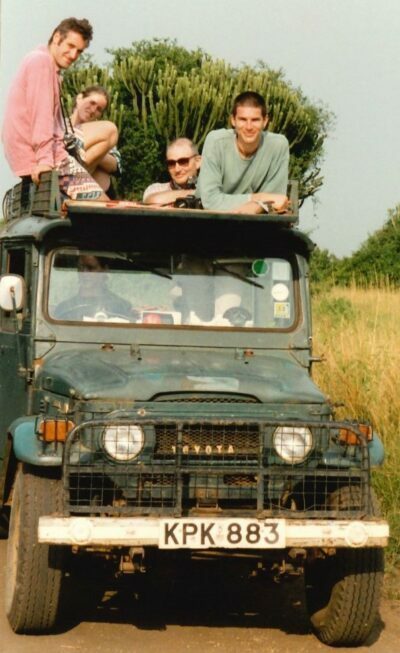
[48,249,295,329]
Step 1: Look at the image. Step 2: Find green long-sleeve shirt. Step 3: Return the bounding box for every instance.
[197,129,289,211]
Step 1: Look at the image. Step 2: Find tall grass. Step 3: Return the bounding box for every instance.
[312,284,400,593]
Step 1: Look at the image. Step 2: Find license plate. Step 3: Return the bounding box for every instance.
[159,518,285,549]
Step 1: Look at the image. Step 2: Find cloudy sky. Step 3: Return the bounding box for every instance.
[1,0,399,256]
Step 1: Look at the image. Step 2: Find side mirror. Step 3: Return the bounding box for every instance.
[0,274,27,311]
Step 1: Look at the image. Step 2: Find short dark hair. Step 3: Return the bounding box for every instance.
[231,91,268,118]
[73,85,110,111]
[48,17,93,45]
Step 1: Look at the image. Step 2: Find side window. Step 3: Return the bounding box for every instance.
[7,249,26,277]
[0,247,31,331]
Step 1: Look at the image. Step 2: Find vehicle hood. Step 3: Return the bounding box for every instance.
[37,347,326,405]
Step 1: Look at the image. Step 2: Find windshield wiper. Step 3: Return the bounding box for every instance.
[118,254,173,280]
[213,263,264,289]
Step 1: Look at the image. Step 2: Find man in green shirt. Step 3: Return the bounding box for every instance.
[197,91,289,213]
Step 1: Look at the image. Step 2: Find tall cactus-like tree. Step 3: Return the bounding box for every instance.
[147,60,233,145]
[113,56,157,126]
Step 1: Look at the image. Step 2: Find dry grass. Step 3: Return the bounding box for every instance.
[312,285,400,594]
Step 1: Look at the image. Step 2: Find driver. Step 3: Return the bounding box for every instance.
[54,254,132,320]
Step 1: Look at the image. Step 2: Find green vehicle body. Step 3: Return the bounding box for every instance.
[0,175,388,644]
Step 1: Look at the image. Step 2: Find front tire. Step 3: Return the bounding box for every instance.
[5,464,65,633]
[0,506,10,539]
[304,487,384,646]
[305,547,383,646]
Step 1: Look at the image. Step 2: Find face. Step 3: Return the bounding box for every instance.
[50,30,88,70]
[77,255,106,297]
[75,92,108,123]
[231,105,268,151]
[166,143,201,186]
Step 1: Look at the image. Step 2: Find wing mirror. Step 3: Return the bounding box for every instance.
[0,274,27,311]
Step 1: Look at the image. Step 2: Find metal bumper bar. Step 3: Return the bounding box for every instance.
[38,516,389,549]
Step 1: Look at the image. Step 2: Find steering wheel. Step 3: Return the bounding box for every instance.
[55,303,98,319]
[56,304,131,321]
[223,306,252,327]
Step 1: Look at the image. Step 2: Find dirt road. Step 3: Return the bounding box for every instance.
[0,540,398,653]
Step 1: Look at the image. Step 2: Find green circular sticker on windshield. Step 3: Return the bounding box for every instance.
[252,259,269,276]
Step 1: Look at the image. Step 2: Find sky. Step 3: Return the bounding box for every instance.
[1,0,399,257]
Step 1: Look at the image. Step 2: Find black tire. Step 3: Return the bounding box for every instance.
[304,487,384,646]
[0,506,10,539]
[5,464,66,633]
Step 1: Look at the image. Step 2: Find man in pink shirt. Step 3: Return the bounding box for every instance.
[2,17,108,201]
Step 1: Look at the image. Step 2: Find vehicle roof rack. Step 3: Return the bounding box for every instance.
[2,172,299,224]
[2,171,62,222]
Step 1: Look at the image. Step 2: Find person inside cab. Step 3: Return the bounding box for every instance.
[53,254,132,321]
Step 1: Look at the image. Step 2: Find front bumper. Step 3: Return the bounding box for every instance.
[38,516,389,549]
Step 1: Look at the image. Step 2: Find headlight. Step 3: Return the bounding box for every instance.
[102,424,144,461]
[273,426,313,463]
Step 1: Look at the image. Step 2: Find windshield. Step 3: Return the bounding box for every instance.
[47,249,296,329]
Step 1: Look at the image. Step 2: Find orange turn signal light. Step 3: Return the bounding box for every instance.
[38,419,75,442]
[338,423,372,445]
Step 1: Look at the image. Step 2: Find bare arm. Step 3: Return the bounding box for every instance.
[144,188,195,206]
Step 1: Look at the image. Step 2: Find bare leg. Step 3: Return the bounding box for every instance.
[79,121,118,174]
[93,168,112,192]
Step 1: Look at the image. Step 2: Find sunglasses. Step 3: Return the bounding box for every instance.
[166,155,196,168]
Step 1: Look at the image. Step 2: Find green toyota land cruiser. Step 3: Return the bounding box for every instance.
[0,174,388,645]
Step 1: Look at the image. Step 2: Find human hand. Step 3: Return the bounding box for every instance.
[233,201,261,215]
[251,193,289,213]
[31,163,53,185]
[269,194,289,213]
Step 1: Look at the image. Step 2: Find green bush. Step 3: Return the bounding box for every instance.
[336,205,400,286]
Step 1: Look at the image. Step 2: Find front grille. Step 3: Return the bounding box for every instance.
[154,423,260,460]
[63,419,372,518]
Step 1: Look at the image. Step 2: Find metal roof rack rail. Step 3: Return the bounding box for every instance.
[2,171,62,222]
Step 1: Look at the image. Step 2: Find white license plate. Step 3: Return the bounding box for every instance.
[159,518,285,549]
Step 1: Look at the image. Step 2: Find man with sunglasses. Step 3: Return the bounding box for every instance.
[143,138,201,205]
[197,91,289,214]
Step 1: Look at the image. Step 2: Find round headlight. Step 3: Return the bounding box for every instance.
[273,426,313,463]
[102,424,144,461]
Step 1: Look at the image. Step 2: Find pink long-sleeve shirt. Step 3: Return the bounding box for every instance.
[2,45,67,177]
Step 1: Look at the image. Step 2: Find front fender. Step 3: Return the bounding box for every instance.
[369,432,385,467]
[9,417,62,466]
